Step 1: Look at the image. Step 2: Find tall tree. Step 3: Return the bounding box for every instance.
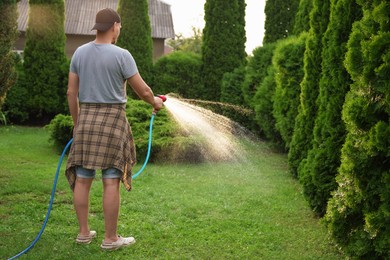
[23,0,68,122]
[325,0,389,258]
[288,0,330,177]
[299,0,362,216]
[272,33,307,150]
[263,0,300,44]
[117,0,153,86]
[0,0,18,110]
[201,0,246,101]
[293,0,313,35]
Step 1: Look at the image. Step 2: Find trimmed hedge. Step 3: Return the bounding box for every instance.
[288,0,330,177]
[152,51,203,99]
[272,33,307,150]
[299,0,362,216]
[324,1,390,258]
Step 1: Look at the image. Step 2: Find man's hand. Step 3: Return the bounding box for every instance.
[153,96,164,113]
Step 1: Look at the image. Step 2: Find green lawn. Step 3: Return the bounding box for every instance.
[0,126,343,259]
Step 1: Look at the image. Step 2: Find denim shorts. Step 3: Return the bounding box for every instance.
[76,166,122,179]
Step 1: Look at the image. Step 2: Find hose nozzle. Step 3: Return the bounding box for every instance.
[157,95,167,102]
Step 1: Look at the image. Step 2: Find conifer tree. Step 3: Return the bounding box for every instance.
[117,0,153,86]
[325,0,389,257]
[201,0,246,101]
[23,0,67,122]
[263,0,300,44]
[299,0,362,216]
[288,0,330,177]
[0,0,18,110]
[293,0,313,35]
[272,33,307,150]
[242,44,275,109]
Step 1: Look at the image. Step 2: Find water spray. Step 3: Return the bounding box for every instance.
[8,95,167,260]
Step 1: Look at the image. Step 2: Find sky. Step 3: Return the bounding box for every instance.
[161,0,266,55]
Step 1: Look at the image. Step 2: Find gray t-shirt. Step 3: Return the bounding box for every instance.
[70,42,138,103]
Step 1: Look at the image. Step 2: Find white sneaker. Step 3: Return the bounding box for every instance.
[100,236,136,250]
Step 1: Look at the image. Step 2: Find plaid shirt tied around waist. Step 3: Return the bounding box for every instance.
[65,103,136,191]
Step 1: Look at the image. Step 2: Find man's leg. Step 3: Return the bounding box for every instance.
[74,176,94,235]
[102,178,120,243]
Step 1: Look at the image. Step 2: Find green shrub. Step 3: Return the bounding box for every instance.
[253,66,283,148]
[0,0,18,109]
[46,114,73,152]
[126,98,196,163]
[201,0,246,101]
[117,0,153,84]
[23,0,68,124]
[298,0,362,217]
[242,44,275,109]
[288,0,330,177]
[4,54,30,123]
[272,33,307,150]
[152,51,202,99]
[219,66,258,132]
[324,1,390,258]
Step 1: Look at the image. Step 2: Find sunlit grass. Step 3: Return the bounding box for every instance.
[0,126,343,259]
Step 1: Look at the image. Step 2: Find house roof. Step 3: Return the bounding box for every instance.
[17,0,175,39]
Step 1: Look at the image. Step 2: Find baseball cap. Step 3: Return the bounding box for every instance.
[91,8,121,32]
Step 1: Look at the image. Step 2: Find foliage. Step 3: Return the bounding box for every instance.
[242,44,276,109]
[220,66,257,132]
[288,0,330,177]
[0,0,18,109]
[299,0,362,216]
[167,27,202,54]
[125,99,179,162]
[22,0,68,124]
[324,1,390,257]
[152,51,202,99]
[117,0,153,86]
[3,54,30,123]
[46,114,73,152]
[253,66,283,148]
[293,0,313,35]
[263,0,300,44]
[272,33,307,150]
[201,0,246,101]
[220,66,246,107]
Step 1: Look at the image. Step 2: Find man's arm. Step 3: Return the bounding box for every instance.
[127,73,163,112]
[67,72,80,126]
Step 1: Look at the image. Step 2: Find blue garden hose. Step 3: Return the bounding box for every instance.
[9,113,156,259]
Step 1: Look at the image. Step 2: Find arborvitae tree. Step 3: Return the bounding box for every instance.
[299,0,362,216]
[324,0,389,258]
[242,44,275,109]
[23,0,67,123]
[117,0,153,86]
[253,64,283,148]
[293,0,313,35]
[263,0,300,44]
[288,0,330,177]
[272,33,307,150]
[221,66,246,106]
[201,0,246,101]
[0,0,18,110]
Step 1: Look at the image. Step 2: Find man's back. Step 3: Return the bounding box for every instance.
[70,42,138,104]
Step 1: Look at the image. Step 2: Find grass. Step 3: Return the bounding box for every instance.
[0,126,343,259]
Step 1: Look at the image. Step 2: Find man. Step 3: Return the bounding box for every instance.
[65,8,163,250]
